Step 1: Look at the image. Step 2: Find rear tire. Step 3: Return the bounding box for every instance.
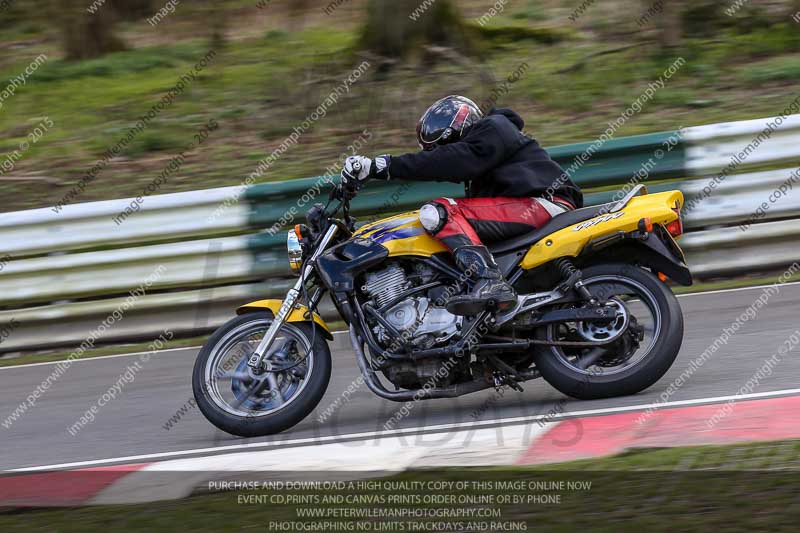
[533,263,683,400]
[192,313,331,437]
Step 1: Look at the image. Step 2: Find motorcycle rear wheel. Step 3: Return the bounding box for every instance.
[532,263,683,400]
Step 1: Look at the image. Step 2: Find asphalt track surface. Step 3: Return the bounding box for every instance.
[3,282,800,472]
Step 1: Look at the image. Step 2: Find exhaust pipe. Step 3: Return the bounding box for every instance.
[349,325,529,402]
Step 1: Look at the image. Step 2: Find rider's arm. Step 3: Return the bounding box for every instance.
[388,119,522,183]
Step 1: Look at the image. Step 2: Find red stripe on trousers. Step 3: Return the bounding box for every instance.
[430,196,555,249]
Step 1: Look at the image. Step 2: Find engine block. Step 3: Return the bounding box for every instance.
[363,262,461,351]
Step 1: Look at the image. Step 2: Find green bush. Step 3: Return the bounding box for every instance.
[738,55,800,83]
[123,129,186,156]
[30,44,206,83]
[721,25,800,58]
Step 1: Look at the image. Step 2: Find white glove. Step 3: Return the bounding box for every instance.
[341,155,372,185]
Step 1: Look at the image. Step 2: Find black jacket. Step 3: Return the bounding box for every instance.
[389,108,583,208]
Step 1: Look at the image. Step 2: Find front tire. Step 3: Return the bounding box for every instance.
[192,313,331,437]
[533,263,683,400]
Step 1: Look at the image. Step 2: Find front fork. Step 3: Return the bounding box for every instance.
[247,224,339,371]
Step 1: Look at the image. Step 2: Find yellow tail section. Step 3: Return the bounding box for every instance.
[520,191,684,270]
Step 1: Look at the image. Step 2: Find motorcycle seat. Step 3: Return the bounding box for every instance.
[488,201,618,255]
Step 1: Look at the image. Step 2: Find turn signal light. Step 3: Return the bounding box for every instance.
[294,224,303,240]
[638,218,653,233]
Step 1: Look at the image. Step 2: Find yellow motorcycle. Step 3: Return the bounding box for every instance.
[193,182,690,437]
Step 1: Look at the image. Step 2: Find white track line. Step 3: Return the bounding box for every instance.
[676,280,800,298]
[10,387,800,473]
[5,282,799,370]
[0,346,203,370]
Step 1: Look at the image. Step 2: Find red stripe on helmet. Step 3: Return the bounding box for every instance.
[450,104,471,134]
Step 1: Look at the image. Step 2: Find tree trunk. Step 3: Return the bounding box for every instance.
[110,0,153,20]
[60,0,126,60]
[288,0,312,31]
[202,0,227,49]
[361,0,471,58]
[656,0,682,48]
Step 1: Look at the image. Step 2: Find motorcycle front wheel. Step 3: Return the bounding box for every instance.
[532,262,684,400]
[192,313,331,437]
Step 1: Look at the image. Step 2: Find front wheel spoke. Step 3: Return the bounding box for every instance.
[231,377,270,410]
[266,374,285,406]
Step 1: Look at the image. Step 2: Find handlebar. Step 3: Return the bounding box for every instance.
[326,182,355,232]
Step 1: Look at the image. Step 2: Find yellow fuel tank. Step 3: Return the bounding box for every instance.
[353,212,447,257]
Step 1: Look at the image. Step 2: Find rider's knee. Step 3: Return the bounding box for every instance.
[419,202,449,234]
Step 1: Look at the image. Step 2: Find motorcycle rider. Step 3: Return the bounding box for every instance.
[341,95,583,316]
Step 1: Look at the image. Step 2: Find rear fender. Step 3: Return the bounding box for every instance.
[634,228,693,286]
[579,228,693,286]
[236,299,333,340]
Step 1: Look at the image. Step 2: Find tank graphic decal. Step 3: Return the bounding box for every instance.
[354,215,417,239]
[373,226,426,243]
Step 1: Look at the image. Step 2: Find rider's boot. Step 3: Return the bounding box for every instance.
[446,245,517,316]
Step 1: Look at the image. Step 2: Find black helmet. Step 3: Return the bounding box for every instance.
[416,95,483,151]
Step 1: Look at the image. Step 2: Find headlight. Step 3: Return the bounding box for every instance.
[287,229,303,274]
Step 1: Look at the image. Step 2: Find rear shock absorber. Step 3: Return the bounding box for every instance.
[554,258,597,304]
